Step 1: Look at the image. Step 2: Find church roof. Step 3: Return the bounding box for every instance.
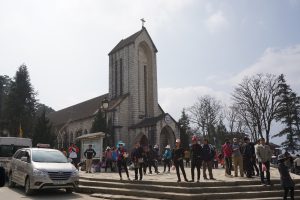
[47,94,108,126]
[108,27,158,55]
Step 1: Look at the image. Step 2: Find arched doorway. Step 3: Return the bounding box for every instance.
[140,135,148,148]
[160,126,175,153]
[134,133,149,149]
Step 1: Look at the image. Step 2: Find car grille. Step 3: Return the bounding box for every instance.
[48,171,72,181]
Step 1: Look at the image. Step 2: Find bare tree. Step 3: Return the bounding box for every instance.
[226,106,237,134]
[232,74,283,143]
[188,95,222,140]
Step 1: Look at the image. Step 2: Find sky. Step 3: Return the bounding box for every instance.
[1,0,300,143]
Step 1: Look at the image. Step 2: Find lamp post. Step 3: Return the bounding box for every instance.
[101,98,109,147]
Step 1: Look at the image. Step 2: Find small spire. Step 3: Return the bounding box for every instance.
[141,18,146,28]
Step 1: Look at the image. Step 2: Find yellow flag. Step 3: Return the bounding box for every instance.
[19,124,23,138]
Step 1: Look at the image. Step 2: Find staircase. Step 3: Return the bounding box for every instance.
[77,177,300,200]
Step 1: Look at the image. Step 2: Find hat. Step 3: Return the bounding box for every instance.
[278,154,285,161]
[233,138,238,142]
[192,135,198,141]
[117,141,125,147]
[106,146,111,150]
[154,144,159,149]
[176,139,181,143]
[165,145,170,149]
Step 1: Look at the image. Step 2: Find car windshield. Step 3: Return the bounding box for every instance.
[32,150,68,163]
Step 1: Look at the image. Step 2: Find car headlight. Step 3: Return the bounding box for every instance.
[71,170,79,177]
[33,169,48,177]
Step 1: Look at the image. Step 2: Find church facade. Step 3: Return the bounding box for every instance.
[48,27,179,151]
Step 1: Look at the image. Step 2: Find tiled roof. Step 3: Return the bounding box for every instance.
[108,27,158,55]
[47,94,108,126]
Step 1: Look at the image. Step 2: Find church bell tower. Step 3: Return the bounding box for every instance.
[108,26,160,125]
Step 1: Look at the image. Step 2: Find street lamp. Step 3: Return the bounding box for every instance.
[101,98,109,110]
[101,97,109,146]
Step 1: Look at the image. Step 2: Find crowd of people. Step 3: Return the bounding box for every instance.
[59,136,296,200]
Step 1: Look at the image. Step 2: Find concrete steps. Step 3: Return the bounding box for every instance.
[91,193,168,200]
[77,177,300,199]
[221,198,300,200]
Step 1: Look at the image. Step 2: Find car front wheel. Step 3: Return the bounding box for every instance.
[0,167,5,187]
[8,173,16,188]
[25,177,33,195]
[65,188,74,193]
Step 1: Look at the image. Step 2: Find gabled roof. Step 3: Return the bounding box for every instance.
[47,94,108,126]
[108,27,158,55]
[76,132,105,140]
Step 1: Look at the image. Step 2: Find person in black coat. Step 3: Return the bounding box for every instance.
[148,145,159,174]
[131,142,144,181]
[190,135,202,182]
[202,139,215,180]
[278,154,295,200]
[241,137,253,178]
[172,139,188,182]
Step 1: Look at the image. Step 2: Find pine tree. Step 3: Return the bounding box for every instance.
[178,109,191,149]
[215,119,227,148]
[0,75,12,136]
[32,107,55,147]
[90,109,107,133]
[36,103,55,117]
[90,108,109,146]
[274,74,300,153]
[5,65,37,137]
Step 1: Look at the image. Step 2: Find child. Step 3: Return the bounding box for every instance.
[278,154,295,200]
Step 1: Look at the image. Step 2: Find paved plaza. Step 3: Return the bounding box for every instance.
[79,165,300,183]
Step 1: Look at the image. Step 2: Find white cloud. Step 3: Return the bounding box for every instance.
[0,0,195,111]
[158,86,230,120]
[205,2,214,14]
[231,44,300,94]
[205,10,228,33]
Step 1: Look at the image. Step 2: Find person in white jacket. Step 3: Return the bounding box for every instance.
[255,138,272,185]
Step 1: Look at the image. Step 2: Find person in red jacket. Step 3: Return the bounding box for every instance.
[68,143,80,169]
[117,142,130,180]
[222,138,233,177]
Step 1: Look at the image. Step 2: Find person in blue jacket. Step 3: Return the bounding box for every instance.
[163,145,172,173]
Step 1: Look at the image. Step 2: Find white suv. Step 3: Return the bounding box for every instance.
[8,148,79,195]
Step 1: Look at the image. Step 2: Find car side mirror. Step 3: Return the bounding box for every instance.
[21,156,29,163]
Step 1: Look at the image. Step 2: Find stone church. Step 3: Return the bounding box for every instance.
[48,26,179,151]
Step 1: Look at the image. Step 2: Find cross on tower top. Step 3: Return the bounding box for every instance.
[141,18,146,27]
